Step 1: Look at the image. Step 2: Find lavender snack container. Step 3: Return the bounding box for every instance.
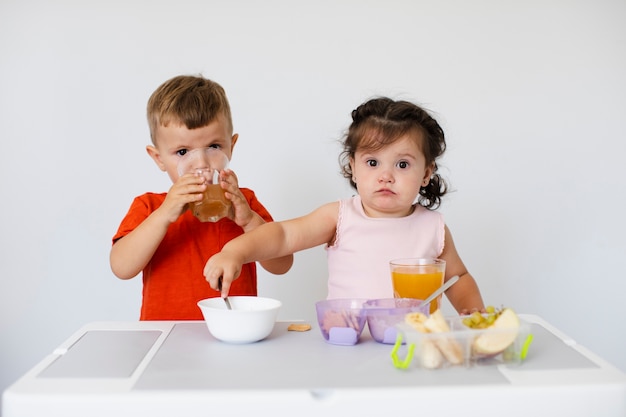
[315,299,368,345]
[364,298,429,344]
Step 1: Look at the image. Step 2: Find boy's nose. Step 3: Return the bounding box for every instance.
[188,149,210,169]
[197,153,211,169]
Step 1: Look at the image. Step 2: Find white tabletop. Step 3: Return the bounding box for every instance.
[3,314,625,417]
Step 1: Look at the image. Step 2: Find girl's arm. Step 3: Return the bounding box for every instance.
[229,208,294,276]
[205,202,339,296]
[438,225,486,314]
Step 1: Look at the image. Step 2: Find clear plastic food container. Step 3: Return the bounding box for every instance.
[392,315,533,370]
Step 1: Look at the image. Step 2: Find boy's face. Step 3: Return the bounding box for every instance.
[146,114,238,183]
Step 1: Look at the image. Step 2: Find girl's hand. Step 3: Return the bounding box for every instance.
[158,173,207,224]
[460,307,487,316]
[204,250,244,297]
[219,169,257,228]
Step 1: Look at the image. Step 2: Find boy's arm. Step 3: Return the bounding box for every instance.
[110,174,207,279]
[109,209,172,279]
[439,225,486,314]
[259,255,293,275]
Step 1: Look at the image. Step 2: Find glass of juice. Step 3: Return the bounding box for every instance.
[177,148,233,222]
[389,258,445,314]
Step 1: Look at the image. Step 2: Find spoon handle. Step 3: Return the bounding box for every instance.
[217,276,232,310]
[421,275,460,307]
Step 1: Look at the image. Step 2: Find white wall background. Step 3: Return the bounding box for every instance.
[1,0,625,409]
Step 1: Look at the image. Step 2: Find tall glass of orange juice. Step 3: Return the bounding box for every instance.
[389,258,445,314]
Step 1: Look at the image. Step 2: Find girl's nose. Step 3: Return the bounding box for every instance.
[378,169,394,183]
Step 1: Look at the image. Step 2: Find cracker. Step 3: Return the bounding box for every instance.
[287,323,312,332]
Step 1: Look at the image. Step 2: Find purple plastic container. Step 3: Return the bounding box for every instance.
[315,299,368,345]
[364,298,429,344]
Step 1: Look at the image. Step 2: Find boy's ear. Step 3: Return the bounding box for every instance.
[230,133,239,153]
[146,145,166,171]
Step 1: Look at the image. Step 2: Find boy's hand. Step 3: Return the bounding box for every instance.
[204,250,244,297]
[219,169,258,229]
[158,173,207,224]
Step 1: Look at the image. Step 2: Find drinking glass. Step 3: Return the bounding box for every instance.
[177,148,232,222]
[389,258,445,314]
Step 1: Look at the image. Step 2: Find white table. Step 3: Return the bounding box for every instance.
[3,315,625,417]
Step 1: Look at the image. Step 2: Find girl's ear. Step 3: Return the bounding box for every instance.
[146,145,166,172]
[422,162,435,186]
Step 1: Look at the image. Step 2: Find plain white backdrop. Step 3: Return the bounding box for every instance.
[1,0,625,410]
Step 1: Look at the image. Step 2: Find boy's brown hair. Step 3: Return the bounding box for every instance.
[147,75,233,144]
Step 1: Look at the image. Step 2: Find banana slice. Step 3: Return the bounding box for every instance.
[405,312,429,332]
[404,310,464,367]
[424,310,464,365]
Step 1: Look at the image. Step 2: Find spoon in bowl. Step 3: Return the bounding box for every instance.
[420,275,460,309]
[217,276,232,310]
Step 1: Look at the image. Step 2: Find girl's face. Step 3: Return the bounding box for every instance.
[349,133,433,218]
[146,114,238,183]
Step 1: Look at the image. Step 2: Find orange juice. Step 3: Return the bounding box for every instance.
[390,259,445,314]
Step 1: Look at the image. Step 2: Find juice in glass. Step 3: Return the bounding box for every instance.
[192,183,232,222]
[390,259,445,314]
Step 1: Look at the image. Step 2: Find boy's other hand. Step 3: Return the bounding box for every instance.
[220,169,257,228]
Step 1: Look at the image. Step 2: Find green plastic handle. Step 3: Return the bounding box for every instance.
[520,333,534,360]
[390,333,415,370]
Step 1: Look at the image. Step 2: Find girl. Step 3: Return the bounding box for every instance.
[204,97,484,314]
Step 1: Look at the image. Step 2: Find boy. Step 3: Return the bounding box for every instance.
[110,75,293,320]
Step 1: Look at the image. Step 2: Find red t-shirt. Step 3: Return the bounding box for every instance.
[112,189,273,320]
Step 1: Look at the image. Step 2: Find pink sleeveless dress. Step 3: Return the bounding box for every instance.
[326,196,445,299]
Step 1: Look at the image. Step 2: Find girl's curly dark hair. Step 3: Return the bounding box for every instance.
[339,97,448,209]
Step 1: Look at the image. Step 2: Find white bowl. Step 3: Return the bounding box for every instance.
[197,296,282,344]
